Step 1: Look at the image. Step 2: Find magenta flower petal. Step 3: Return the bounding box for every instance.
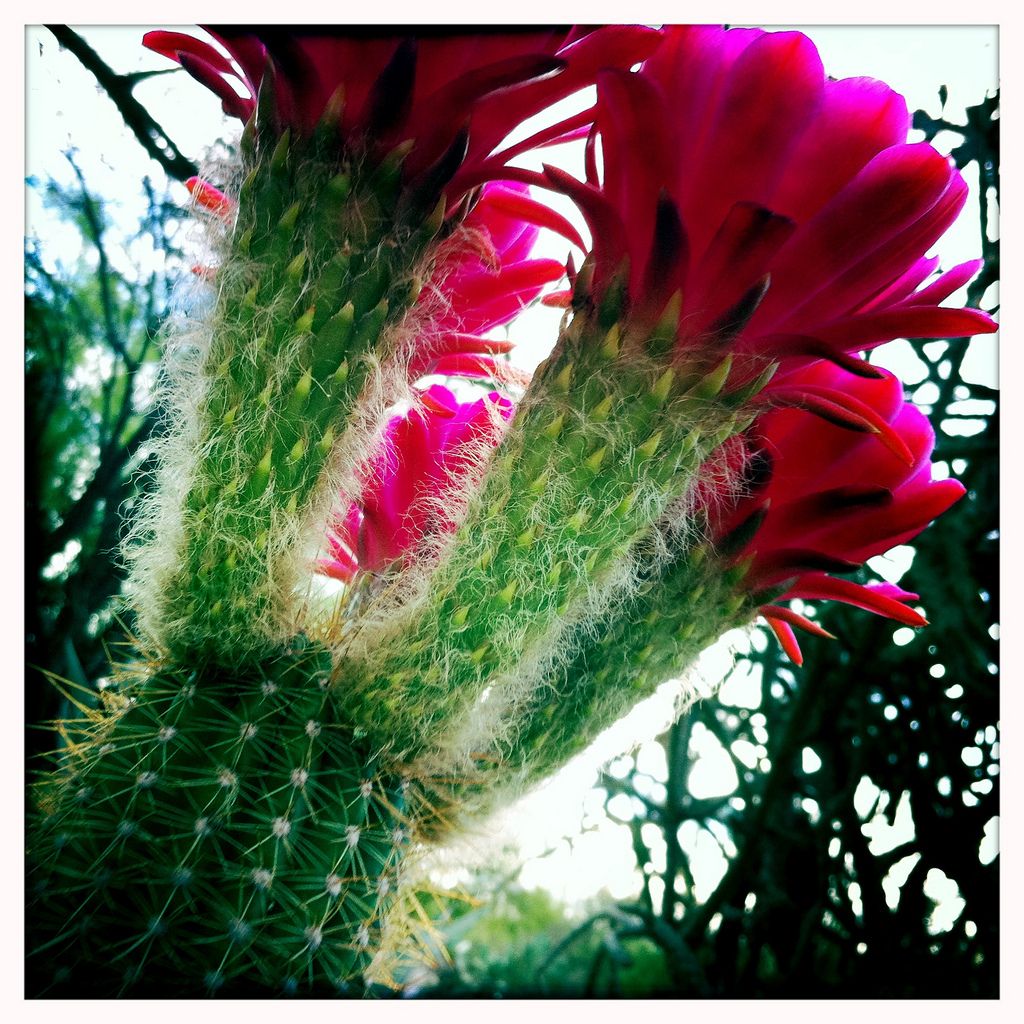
[323,386,514,575]
[751,144,958,331]
[768,77,910,222]
[405,181,567,380]
[538,26,995,373]
[147,26,661,206]
[763,614,805,665]
[808,305,997,349]
[142,30,238,75]
[678,31,825,259]
[783,575,928,627]
[903,258,986,306]
[703,355,964,649]
[859,255,941,312]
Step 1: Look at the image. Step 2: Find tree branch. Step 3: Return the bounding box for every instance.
[46,26,198,185]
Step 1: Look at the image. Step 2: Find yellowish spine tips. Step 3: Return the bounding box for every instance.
[656,291,683,336]
[287,437,307,464]
[285,249,307,282]
[497,580,519,605]
[584,444,608,473]
[425,195,447,236]
[567,508,589,531]
[239,167,259,202]
[279,202,302,235]
[527,471,549,495]
[615,490,639,517]
[323,84,346,126]
[652,368,675,403]
[592,394,614,422]
[251,448,273,496]
[316,425,336,457]
[270,128,291,173]
[552,361,574,393]
[542,413,565,439]
[637,431,663,459]
[327,172,351,202]
[452,606,470,628]
[693,354,734,400]
[290,369,313,409]
[295,306,316,334]
[516,524,538,548]
[601,323,621,359]
[236,226,253,256]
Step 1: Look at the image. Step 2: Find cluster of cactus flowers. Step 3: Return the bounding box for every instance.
[28,24,996,996]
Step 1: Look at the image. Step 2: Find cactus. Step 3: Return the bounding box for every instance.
[27,25,996,998]
[30,640,412,995]
[337,278,772,763]
[131,98,446,662]
[27,26,666,997]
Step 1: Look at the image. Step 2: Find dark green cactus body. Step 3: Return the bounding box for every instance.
[343,306,764,759]
[157,117,440,662]
[28,642,410,996]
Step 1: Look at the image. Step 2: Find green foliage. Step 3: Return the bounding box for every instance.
[25,158,179,752]
[426,885,675,998]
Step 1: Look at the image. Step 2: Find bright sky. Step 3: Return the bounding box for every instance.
[25,24,999,912]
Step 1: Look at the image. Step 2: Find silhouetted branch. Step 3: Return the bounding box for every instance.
[46,26,198,184]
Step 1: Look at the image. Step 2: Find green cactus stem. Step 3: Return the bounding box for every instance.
[341,293,773,762]
[27,640,413,996]
[135,94,445,664]
[409,533,758,828]
[488,540,759,798]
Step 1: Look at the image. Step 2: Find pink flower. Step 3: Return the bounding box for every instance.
[407,181,568,382]
[318,385,513,580]
[706,360,964,664]
[143,26,661,205]
[531,26,994,371]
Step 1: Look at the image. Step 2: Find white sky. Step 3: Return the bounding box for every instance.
[23,24,999,911]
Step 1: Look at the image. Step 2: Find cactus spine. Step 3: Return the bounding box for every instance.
[28,60,780,1001]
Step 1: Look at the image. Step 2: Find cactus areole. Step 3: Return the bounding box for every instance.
[27,25,995,996]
